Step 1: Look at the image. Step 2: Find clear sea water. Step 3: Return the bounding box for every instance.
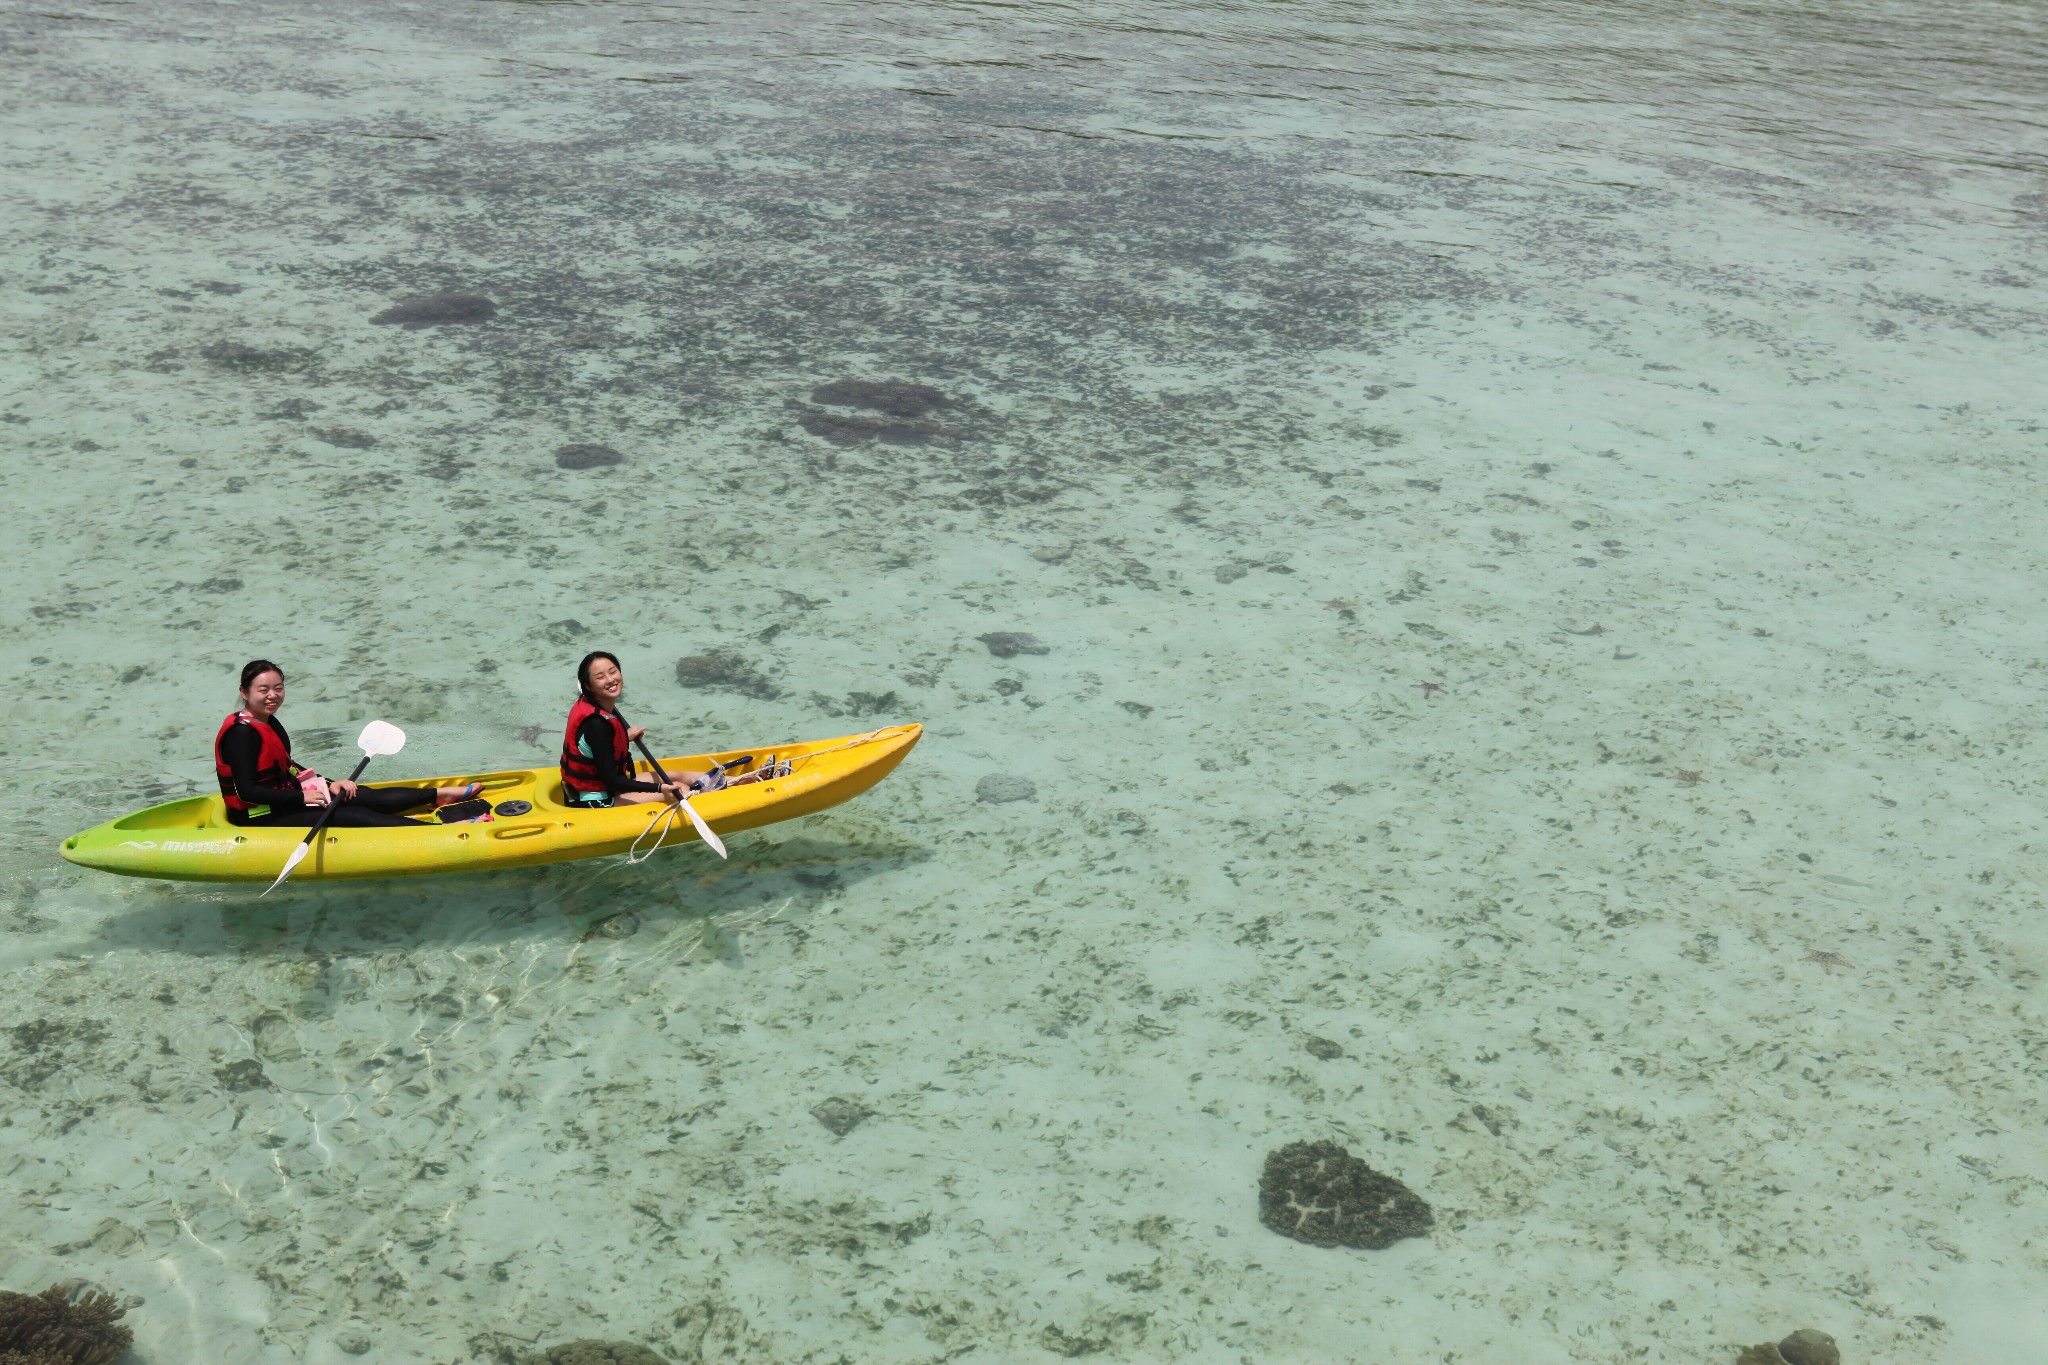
[3,0,2045,1360]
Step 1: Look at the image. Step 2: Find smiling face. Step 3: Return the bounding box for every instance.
[241,669,285,719]
[584,656,624,707]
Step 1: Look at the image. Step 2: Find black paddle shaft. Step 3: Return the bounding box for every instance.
[611,708,681,792]
[614,710,747,795]
[290,751,374,853]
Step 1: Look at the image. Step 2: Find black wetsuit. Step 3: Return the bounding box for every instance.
[573,714,662,802]
[220,716,435,828]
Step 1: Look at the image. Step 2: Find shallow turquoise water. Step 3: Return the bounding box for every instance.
[3,0,2046,1360]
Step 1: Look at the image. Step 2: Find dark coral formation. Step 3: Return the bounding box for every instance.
[674,650,779,700]
[809,379,946,417]
[810,1096,872,1136]
[975,774,1037,804]
[5,1019,109,1090]
[1257,1140,1432,1250]
[309,426,376,449]
[1778,1331,1841,1365]
[796,408,938,446]
[808,689,898,718]
[215,1058,272,1091]
[515,1342,669,1365]
[977,631,1048,658]
[1738,1331,1840,1365]
[199,340,315,372]
[0,1284,135,1365]
[554,442,623,469]
[369,292,497,328]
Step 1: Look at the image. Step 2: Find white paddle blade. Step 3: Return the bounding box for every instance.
[678,798,728,859]
[261,842,312,897]
[358,720,406,757]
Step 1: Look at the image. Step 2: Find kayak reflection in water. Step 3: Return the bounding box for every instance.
[559,651,763,808]
[213,659,480,827]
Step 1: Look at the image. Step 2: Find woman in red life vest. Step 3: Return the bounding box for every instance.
[215,660,480,827]
[559,651,706,808]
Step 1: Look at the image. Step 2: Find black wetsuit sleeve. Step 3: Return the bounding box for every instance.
[578,715,661,796]
[221,724,305,812]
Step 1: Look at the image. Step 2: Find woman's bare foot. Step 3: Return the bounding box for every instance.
[435,783,483,806]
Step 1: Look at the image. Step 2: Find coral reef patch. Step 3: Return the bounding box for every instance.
[199,340,316,373]
[1737,1330,1841,1365]
[0,1284,135,1365]
[310,425,376,449]
[976,774,1037,804]
[810,1096,872,1136]
[796,408,939,446]
[214,1058,272,1091]
[1257,1140,1432,1249]
[369,292,497,328]
[673,650,780,700]
[809,379,946,416]
[977,631,1048,658]
[554,443,623,470]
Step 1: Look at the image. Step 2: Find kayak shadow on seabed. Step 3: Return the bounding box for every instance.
[84,832,930,962]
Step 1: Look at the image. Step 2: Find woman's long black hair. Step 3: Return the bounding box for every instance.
[576,650,622,703]
[239,659,284,692]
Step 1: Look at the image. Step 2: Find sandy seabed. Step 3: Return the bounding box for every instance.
[3,0,2046,1361]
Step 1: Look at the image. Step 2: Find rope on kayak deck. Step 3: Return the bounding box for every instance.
[622,726,910,865]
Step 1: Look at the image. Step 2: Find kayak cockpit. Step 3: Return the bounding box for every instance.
[109,797,217,831]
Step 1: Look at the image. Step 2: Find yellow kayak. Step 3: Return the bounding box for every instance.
[59,724,921,883]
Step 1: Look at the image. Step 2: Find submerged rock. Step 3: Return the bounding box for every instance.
[797,408,938,446]
[1258,1140,1432,1249]
[554,442,623,469]
[1776,1330,1841,1365]
[674,650,779,700]
[369,292,497,328]
[215,1059,272,1092]
[1740,1330,1841,1365]
[977,631,1049,658]
[310,425,376,449]
[976,774,1037,804]
[810,379,946,417]
[811,1096,872,1136]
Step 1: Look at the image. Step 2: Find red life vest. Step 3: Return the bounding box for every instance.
[214,710,299,823]
[560,696,631,800]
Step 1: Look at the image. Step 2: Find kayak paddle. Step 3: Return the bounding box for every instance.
[261,719,407,896]
[613,710,727,858]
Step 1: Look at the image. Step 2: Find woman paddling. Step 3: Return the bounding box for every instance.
[560,651,713,808]
[215,660,478,827]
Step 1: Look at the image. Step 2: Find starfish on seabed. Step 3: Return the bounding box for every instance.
[1803,950,1851,974]
[513,724,549,748]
